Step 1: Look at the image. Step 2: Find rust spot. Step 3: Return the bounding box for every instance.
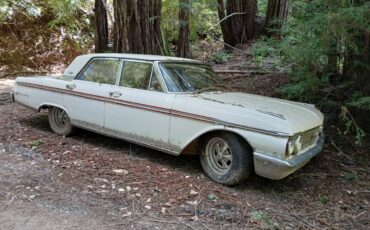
[71,119,182,155]
[180,140,200,155]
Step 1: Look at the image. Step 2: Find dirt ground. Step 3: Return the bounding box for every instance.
[0,79,369,230]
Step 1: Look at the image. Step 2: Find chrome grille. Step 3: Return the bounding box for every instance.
[301,127,320,150]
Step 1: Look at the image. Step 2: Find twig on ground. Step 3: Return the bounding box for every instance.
[269,209,315,229]
[19,112,38,121]
[330,137,352,160]
[146,218,198,230]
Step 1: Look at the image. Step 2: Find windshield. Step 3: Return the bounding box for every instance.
[159,62,224,92]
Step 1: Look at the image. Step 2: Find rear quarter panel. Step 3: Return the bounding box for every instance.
[14,77,66,112]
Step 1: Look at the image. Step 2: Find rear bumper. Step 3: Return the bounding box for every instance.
[253,134,325,180]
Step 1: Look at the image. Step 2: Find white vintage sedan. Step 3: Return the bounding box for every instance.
[13,54,324,185]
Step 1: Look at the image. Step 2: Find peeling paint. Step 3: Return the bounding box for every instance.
[192,94,245,108]
[71,119,182,155]
[256,110,286,120]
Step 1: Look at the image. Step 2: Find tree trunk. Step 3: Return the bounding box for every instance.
[226,0,257,44]
[94,0,109,53]
[217,0,235,49]
[113,0,163,55]
[177,0,191,58]
[264,0,289,37]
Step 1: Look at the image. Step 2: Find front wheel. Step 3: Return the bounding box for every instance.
[200,132,252,186]
[48,107,74,136]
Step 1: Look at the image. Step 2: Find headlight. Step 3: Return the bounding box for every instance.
[287,139,295,155]
[294,136,302,153]
[286,135,302,157]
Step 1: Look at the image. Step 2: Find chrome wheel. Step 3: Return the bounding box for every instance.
[48,107,74,136]
[206,137,232,174]
[52,107,69,128]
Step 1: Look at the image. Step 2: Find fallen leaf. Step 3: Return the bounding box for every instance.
[190,190,198,195]
[122,212,132,217]
[94,178,109,184]
[113,169,128,174]
[186,200,198,206]
[208,193,217,200]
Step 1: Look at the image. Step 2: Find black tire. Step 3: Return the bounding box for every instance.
[200,132,252,186]
[48,107,74,136]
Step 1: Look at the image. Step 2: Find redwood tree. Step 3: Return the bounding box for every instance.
[264,0,289,37]
[94,0,109,53]
[217,0,257,47]
[113,0,164,54]
[217,0,235,47]
[177,0,191,58]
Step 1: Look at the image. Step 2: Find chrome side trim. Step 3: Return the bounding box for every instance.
[16,82,292,138]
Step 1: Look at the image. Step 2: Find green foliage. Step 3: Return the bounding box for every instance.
[162,0,180,44]
[344,171,357,182]
[339,107,366,145]
[250,38,284,71]
[319,195,329,205]
[161,0,220,46]
[257,0,269,16]
[252,0,370,140]
[30,140,44,147]
[210,50,232,64]
[257,1,370,99]
[251,210,279,230]
[348,96,370,111]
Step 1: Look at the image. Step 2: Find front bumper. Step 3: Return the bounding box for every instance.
[253,135,325,180]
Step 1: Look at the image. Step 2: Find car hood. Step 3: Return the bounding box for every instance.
[174,92,324,135]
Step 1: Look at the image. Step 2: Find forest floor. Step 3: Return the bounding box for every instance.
[0,50,369,229]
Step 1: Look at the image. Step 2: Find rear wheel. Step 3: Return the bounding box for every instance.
[200,132,252,186]
[48,107,74,136]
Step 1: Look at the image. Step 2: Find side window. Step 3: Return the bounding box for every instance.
[78,59,119,84]
[119,62,153,90]
[149,70,163,92]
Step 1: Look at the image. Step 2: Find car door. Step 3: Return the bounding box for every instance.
[63,58,121,129]
[104,60,176,152]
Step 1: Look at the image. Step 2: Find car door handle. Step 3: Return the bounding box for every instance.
[109,91,122,98]
[65,82,76,90]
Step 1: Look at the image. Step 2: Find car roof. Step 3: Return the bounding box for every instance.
[81,53,200,62]
[63,53,202,78]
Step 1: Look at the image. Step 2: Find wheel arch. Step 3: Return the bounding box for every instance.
[180,128,254,156]
[37,103,71,117]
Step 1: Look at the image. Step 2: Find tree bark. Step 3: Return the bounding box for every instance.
[94,0,109,53]
[264,0,289,37]
[217,0,257,47]
[217,0,236,48]
[113,0,164,55]
[177,0,191,58]
[227,0,257,44]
